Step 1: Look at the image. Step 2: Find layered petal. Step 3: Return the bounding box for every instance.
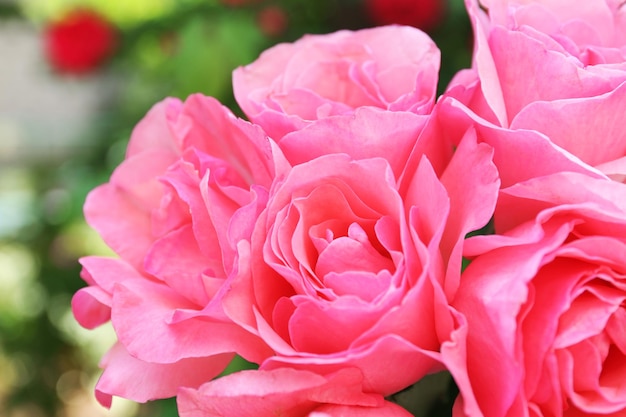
[452,0,626,187]
[446,173,626,417]
[177,368,387,417]
[233,25,440,140]
[74,94,281,404]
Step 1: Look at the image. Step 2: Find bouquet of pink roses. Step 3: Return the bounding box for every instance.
[72,0,626,415]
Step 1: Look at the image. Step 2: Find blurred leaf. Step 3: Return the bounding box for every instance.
[20,0,208,26]
[430,0,473,93]
[448,0,468,16]
[171,11,265,99]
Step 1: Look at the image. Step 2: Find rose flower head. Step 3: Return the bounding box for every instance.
[216,100,500,399]
[233,25,441,140]
[446,0,626,183]
[72,95,281,406]
[445,173,626,417]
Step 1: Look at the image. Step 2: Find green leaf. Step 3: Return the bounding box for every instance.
[217,354,259,378]
[171,12,265,100]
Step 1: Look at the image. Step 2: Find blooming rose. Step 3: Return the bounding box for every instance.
[44,9,117,74]
[178,368,413,417]
[72,94,279,406]
[447,0,626,182]
[233,25,440,140]
[222,104,500,397]
[443,172,626,416]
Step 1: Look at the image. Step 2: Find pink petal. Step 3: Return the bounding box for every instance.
[438,97,604,188]
[175,94,275,188]
[495,172,626,232]
[144,225,213,306]
[452,222,577,416]
[467,0,509,126]
[111,279,263,364]
[487,25,617,121]
[73,256,147,328]
[95,342,232,406]
[110,148,178,213]
[511,81,626,167]
[79,256,144,294]
[72,286,111,329]
[287,296,385,354]
[313,401,414,417]
[125,97,182,158]
[83,183,154,270]
[322,270,393,303]
[438,128,500,297]
[355,273,441,350]
[262,334,442,396]
[279,108,428,179]
[177,367,383,417]
[160,157,227,266]
[403,156,450,256]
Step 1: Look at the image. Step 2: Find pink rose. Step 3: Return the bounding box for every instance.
[223,106,500,397]
[71,94,280,406]
[447,0,626,182]
[443,173,626,416]
[233,25,440,140]
[177,368,412,417]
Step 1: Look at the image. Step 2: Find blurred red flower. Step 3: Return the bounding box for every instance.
[257,6,288,37]
[44,9,117,75]
[365,0,445,32]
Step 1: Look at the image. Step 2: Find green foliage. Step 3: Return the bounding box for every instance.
[218,354,260,378]
[170,12,265,99]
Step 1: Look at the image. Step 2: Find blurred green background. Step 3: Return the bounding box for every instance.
[0,0,471,415]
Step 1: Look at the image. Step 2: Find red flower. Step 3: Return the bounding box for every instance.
[365,0,446,32]
[257,6,288,37]
[44,9,117,75]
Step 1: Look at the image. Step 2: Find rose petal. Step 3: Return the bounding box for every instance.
[279,108,428,178]
[177,368,383,417]
[111,279,263,364]
[511,81,626,167]
[95,342,232,406]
